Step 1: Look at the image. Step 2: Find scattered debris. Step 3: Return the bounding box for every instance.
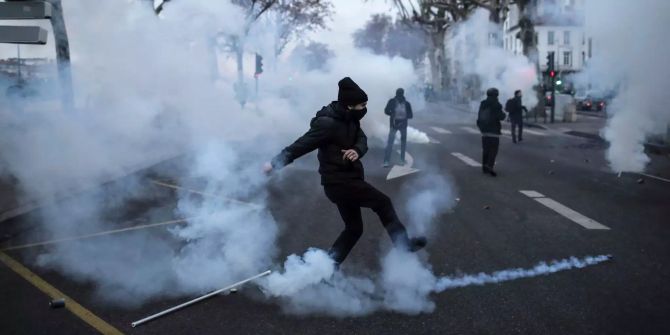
[455,197,461,202]
[229,288,238,294]
[49,298,65,309]
[637,178,645,184]
[483,205,490,210]
[548,170,555,175]
[550,160,555,163]
[584,159,590,163]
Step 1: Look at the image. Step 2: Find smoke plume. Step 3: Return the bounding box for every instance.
[579,0,670,172]
[447,9,538,108]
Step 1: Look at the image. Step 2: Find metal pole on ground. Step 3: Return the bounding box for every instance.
[131,270,271,328]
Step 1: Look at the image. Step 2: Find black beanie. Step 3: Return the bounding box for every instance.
[337,77,368,106]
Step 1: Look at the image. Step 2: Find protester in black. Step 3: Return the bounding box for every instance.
[383,88,413,167]
[264,77,426,266]
[504,90,528,143]
[476,88,506,177]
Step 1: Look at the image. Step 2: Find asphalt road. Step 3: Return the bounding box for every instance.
[1,108,669,334]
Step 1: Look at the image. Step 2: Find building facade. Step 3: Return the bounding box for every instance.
[503,0,591,74]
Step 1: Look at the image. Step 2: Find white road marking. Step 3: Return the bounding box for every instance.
[451,152,482,167]
[430,126,452,134]
[524,129,547,136]
[519,190,545,198]
[460,126,481,134]
[387,151,420,180]
[519,190,610,230]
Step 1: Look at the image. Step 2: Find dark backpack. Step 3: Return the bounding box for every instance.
[477,105,491,132]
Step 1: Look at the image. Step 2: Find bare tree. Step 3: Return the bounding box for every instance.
[271,0,333,58]
[353,14,392,55]
[291,41,334,71]
[392,1,452,90]
[388,0,519,92]
[353,14,428,67]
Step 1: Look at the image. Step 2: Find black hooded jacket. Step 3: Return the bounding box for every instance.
[271,102,368,185]
[505,96,526,121]
[476,96,505,135]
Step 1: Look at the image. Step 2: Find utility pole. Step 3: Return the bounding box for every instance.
[16,44,21,80]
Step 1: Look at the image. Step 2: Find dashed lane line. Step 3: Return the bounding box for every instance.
[519,190,610,230]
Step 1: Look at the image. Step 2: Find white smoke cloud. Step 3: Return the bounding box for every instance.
[447,9,538,107]
[435,254,611,291]
[0,0,612,317]
[402,174,456,236]
[579,0,670,172]
[260,248,610,316]
[0,0,430,307]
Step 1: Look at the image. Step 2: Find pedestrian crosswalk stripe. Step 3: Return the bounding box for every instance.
[460,126,480,134]
[524,129,547,136]
[451,152,482,167]
[430,126,452,134]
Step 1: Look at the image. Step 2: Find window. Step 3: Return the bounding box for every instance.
[548,51,555,67]
[563,51,572,66]
[582,52,586,65]
[588,38,593,57]
[548,31,555,45]
[564,31,570,45]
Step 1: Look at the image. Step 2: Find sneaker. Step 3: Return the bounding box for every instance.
[488,169,498,177]
[400,159,407,166]
[383,161,391,168]
[409,237,427,252]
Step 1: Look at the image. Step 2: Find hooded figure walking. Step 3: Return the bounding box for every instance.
[264,77,426,267]
[504,90,528,143]
[476,88,505,177]
[383,88,413,168]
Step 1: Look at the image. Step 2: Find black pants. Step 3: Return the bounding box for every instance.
[481,136,500,170]
[323,179,411,265]
[511,119,523,142]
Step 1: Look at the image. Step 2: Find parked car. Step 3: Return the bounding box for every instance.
[574,91,593,111]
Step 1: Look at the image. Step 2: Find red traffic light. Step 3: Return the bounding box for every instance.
[549,70,555,78]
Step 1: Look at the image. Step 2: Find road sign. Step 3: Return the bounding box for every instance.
[0,1,52,19]
[0,25,48,44]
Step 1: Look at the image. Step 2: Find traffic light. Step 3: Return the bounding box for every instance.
[546,52,555,74]
[255,53,263,76]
